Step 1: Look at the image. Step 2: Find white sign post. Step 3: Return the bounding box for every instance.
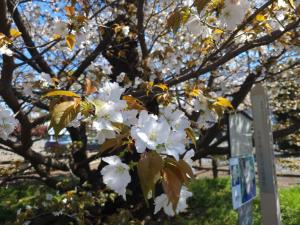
[251,84,282,225]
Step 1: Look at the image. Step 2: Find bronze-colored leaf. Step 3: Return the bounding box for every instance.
[137,151,163,203]
[85,78,97,95]
[194,0,209,14]
[122,95,145,111]
[166,10,182,33]
[161,166,182,211]
[178,159,195,179]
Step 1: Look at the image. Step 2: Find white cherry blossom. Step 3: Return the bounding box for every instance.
[183,149,195,168]
[186,15,211,38]
[100,156,131,200]
[122,26,130,36]
[52,20,68,36]
[220,0,250,30]
[131,111,170,153]
[0,109,18,140]
[154,186,193,216]
[40,72,54,85]
[162,106,190,131]
[0,44,13,56]
[164,130,187,160]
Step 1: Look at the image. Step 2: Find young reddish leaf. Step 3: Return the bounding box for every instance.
[166,10,182,33]
[85,78,97,95]
[65,6,75,17]
[43,90,80,98]
[194,0,210,14]
[178,159,195,179]
[99,137,123,155]
[165,158,189,184]
[50,101,80,136]
[122,95,145,111]
[66,34,76,50]
[137,151,163,203]
[161,166,182,211]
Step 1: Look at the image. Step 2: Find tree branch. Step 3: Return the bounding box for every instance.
[166,18,300,86]
[7,0,54,75]
[137,0,148,58]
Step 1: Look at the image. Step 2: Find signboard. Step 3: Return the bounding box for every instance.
[230,155,256,209]
[229,113,255,225]
[251,84,282,225]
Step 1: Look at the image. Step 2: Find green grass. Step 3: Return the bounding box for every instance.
[0,178,300,224]
[0,183,55,223]
[165,178,300,225]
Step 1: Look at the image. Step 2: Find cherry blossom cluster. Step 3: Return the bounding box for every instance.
[0,108,18,141]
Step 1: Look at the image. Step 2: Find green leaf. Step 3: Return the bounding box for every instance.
[43,90,80,98]
[137,151,163,204]
[50,101,80,136]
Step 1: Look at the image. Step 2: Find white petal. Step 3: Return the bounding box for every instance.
[154,194,169,214]
[101,163,131,200]
[102,156,122,165]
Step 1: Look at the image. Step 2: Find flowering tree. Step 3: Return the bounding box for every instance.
[0,0,299,223]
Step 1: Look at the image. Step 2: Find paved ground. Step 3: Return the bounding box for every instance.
[1,140,300,187]
[195,167,300,187]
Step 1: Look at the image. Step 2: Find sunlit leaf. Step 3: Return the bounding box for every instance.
[213,97,234,110]
[255,14,266,22]
[9,28,22,38]
[122,95,145,111]
[181,7,191,24]
[287,0,295,8]
[66,34,76,50]
[213,28,224,34]
[50,101,80,136]
[154,83,169,92]
[43,90,80,98]
[185,128,197,147]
